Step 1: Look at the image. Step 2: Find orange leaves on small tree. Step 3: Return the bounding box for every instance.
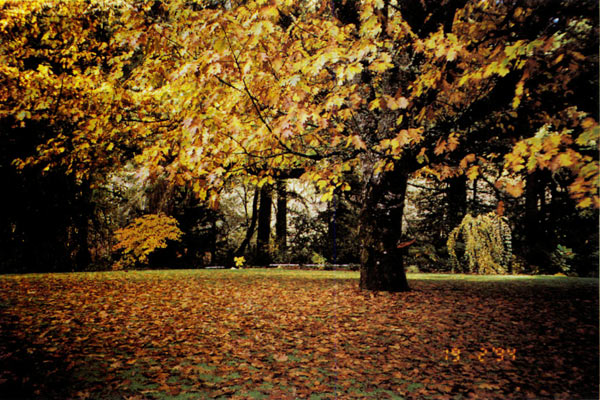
[112,214,183,270]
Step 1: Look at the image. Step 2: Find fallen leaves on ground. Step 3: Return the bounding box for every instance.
[0,270,597,399]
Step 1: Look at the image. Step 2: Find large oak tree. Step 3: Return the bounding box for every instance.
[1,0,597,290]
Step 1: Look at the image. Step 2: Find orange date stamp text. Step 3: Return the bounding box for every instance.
[443,346,516,363]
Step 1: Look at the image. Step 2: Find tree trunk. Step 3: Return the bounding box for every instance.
[75,180,92,270]
[446,175,467,230]
[525,172,552,268]
[275,179,287,257]
[236,187,259,256]
[359,164,410,292]
[256,184,272,265]
[471,178,478,210]
[75,216,91,269]
[329,194,338,264]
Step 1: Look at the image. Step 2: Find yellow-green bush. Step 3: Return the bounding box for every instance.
[447,212,512,274]
[112,214,183,270]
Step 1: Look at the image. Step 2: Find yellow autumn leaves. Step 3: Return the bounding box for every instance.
[112,214,183,270]
[447,212,512,275]
[504,122,600,208]
[1,0,598,213]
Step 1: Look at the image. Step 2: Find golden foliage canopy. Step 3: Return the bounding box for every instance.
[1,0,597,207]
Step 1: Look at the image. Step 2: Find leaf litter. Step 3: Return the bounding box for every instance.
[0,270,597,399]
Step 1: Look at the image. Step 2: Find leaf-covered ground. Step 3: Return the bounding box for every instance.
[0,269,597,399]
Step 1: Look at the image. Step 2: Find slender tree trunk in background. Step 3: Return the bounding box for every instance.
[471,178,478,210]
[275,179,287,257]
[75,216,91,269]
[75,180,92,270]
[359,165,410,292]
[256,184,272,265]
[209,218,217,265]
[548,178,560,241]
[525,174,542,231]
[525,172,551,267]
[236,187,259,256]
[328,194,338,264]
[445,175,467,234]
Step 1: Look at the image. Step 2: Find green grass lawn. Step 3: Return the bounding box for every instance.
[0,269,597,399]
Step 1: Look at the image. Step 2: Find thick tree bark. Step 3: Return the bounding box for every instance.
[275,179,287,256]
[256,184,272,265]
[359,164,410,292]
